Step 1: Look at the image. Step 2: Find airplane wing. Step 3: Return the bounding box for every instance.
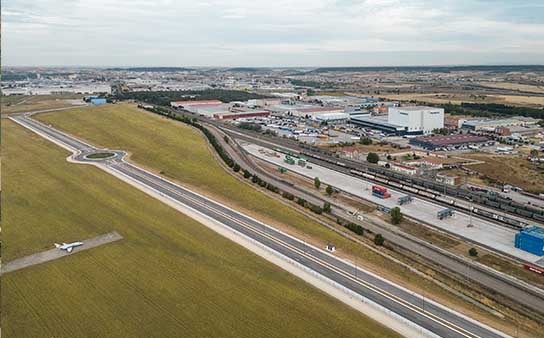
[67,247,73,253]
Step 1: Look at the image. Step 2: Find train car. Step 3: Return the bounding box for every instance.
[402,185,419,194]
[374,176,389,184]
[350,169,362,175]
[523,264,544,276]
[435,194,455,206]
[336,161,346,167]
[388,181,404,189]
[534,213,544,222]
[362,173,375,180]
[418,190,436,199]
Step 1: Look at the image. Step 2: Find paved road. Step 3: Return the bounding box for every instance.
[10,114,509,338]
[207,124,544,316]
[2,231,123,274]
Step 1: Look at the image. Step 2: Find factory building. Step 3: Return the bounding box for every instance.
[410,134,489,150]
[350,116,407,135]
[515,226,544,256]
[461,117,539,131]
[312,112,350,123]
[388,106,444,134]
[390,163,418,176]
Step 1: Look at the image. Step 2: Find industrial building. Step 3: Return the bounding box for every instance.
[312,112,350,123]
[409,134,489,150]
[461,117,540,131]
[515,226,544,256]
[388,106,444,134]
[350,116,407,135]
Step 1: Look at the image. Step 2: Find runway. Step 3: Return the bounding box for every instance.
[10,113,510,338]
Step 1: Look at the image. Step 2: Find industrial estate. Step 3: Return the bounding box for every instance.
[2,65,544,338]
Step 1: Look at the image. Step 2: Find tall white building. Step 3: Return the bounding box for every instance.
[388,106,444,134]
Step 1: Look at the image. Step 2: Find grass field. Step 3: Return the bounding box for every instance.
[35,103,543,337]
[2,119,402,338]
[1,94,84,114]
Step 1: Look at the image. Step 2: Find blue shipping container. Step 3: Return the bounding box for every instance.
[515,226,544,256]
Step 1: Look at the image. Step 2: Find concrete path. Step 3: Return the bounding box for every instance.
[1,231,123,274]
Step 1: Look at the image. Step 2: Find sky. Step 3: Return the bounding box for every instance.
[3,0,544,67]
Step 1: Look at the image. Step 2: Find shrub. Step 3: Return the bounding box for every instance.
[390,207,403,225]
[282,191,295,200]
[344,223,364,236]
[233,163,241,172]
[469,247,478,257]
[243,169,251,179]
[323,202,331,213]
[374,234,385,246]
[309,204,323,215]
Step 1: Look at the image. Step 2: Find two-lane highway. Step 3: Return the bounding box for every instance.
[10,114,510,338]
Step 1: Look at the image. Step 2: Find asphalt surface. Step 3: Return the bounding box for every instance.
[208,124,544,316]
[2,231,123,274]
[10,114,509,338]
[216,123,542,227]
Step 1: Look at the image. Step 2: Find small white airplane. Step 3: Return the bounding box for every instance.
[54,241,83,253]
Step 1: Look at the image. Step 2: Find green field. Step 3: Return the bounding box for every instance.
[2,120,402,337]
[1,94,83,114]
[35,103,535,336]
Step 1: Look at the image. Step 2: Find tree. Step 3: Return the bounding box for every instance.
[469,247,478,257]
[326,185,334,196]
[359,137,372,145]
[323,202,331,213]
[243,169,251,179]
[390,207,403,225]
[530,149,539,158]
[314,177,321,189]
[233,163,241,172]
[374,234,385,246]
[367,152,379,164]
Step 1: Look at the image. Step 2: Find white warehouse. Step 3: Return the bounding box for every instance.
[388,106,444,134]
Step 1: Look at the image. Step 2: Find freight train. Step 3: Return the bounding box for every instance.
[293,148,544,229]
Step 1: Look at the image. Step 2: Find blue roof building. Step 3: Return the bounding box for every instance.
[90,98,107,105]
[515,226,544,256]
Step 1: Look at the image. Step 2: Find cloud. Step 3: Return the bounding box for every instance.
[2,0,544,66]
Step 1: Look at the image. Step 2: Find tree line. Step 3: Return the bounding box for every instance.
[117,89,268,106]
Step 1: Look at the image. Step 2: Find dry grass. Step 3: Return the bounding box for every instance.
[380,92,544,107]
[478,82,544,94]
[462,153,544,193]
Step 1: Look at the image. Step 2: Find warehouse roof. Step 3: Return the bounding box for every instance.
[390,106,441,111]
[295,106,344,113]
[413,134,488,146]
